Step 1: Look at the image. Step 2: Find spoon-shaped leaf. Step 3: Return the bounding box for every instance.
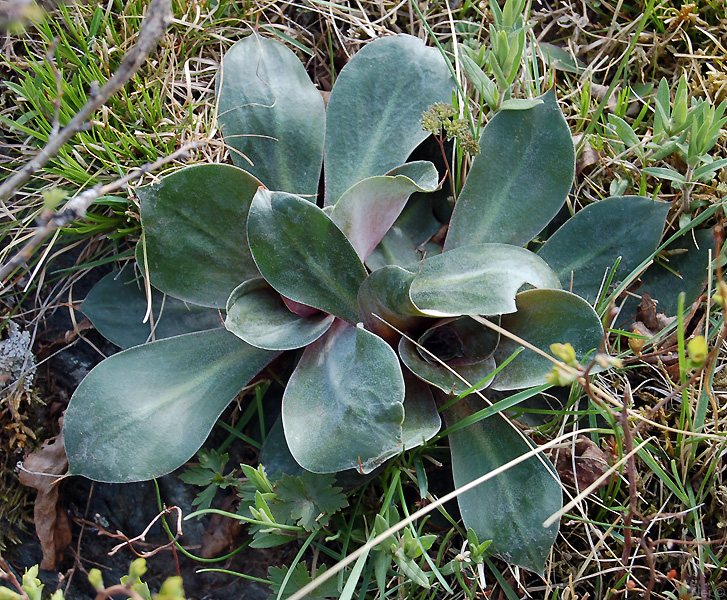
[325,34,455,205]
[328,161,440,261]
[358,265,425,343]
[401,374,441,449]
[622,228,713,317]
[248,189,367,325]
[217,33,325,196]
[225,278,334,350]
[399,335,496,396]
[537,195,670,304]
[492,289,603,390]
[366,193,443,271]
[64,329,279,482]
[282,320,405,474]
[410,244,561,317]
[446,398,561,575]
[444,89,575,250]
[83,269,221,349]
[138,164,263,308]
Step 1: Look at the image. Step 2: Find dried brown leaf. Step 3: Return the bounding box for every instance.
[18,426,70,570]
[548,436,609,491]
[200,494,242,558]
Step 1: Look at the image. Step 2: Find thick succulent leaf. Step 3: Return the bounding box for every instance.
[417,317,499,363]
[409,244,561,317]
[401,374,441,449]
[400,336,496,395]
[358,265,425,343]
[83,269,221,349]
[400,317,499,396]
[216,33,325,196]
[247,189,367,325]
[444,89,575,250]
[138,164,262,308]
[324,34,455,205]
[492,289,604,390]
[366,193,443,271]
[64,329,279,482]
[447,400,561,574]
[225,278,334,350]
[328,161,440,261]
[537,196,670,304]
[282,321,405,474]
[622,228,713,318]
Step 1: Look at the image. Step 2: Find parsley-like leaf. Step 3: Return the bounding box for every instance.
[275,472,348,531]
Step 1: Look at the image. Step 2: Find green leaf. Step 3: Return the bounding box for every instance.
[268,564,340,600]
[399,316,499,395]
[492,289,604,390]
[623,228,713,317]
[324,34,455,205]
[225,278,334,350]
[216,33,325,196]
[83,269,221,349]
[401,373,441,449]
[444,89,575,250]
[64,329,279,482]
[328,161,440,261]
[366,193,443,271]
[498,98,544,111]
[276,472,349,531]
[537,195,670,304]
[247,189,367,325]
[537,42,584,74]
[409,244,560,317]
[358,265,425,343]
[642,166,687,184]
[460,53,498,110]
[399,335,496,396]
[446,401,561,575]
[138,164,262,308]
[693,157,727,182]
[282,320,404,474]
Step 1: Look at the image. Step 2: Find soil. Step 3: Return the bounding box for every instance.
[1,259,291,599]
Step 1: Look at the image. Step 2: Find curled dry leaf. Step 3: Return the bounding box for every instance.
[548,436,609,491]
[18,425,71,570]
[200,493,242,558]
[573,134,601,176]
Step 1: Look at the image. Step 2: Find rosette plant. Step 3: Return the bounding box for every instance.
[64,32,695,573]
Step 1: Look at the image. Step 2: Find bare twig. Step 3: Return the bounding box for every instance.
[0,0,173,203]
[107,506,183,558]
[0,142,202,285]
[0,556,28,599]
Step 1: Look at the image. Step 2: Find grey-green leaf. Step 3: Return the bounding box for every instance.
[138,164,262,308]
[447,400,561,574]
[537,196,670,304]
[324,34,455,205]
[328,161,440,261]
[83,269,221,349]
[444,89,575,250]
[492,289,604,390]
[225,278,335,350]
[247,189,367,325]
[64,329,279,482]
[409,244,561,317]
[401,374,441,449]
[358,265,425,344]
[216,33,325,196]
[621,228,713,317]
[399,336,496,396]
[282,321,405,474]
